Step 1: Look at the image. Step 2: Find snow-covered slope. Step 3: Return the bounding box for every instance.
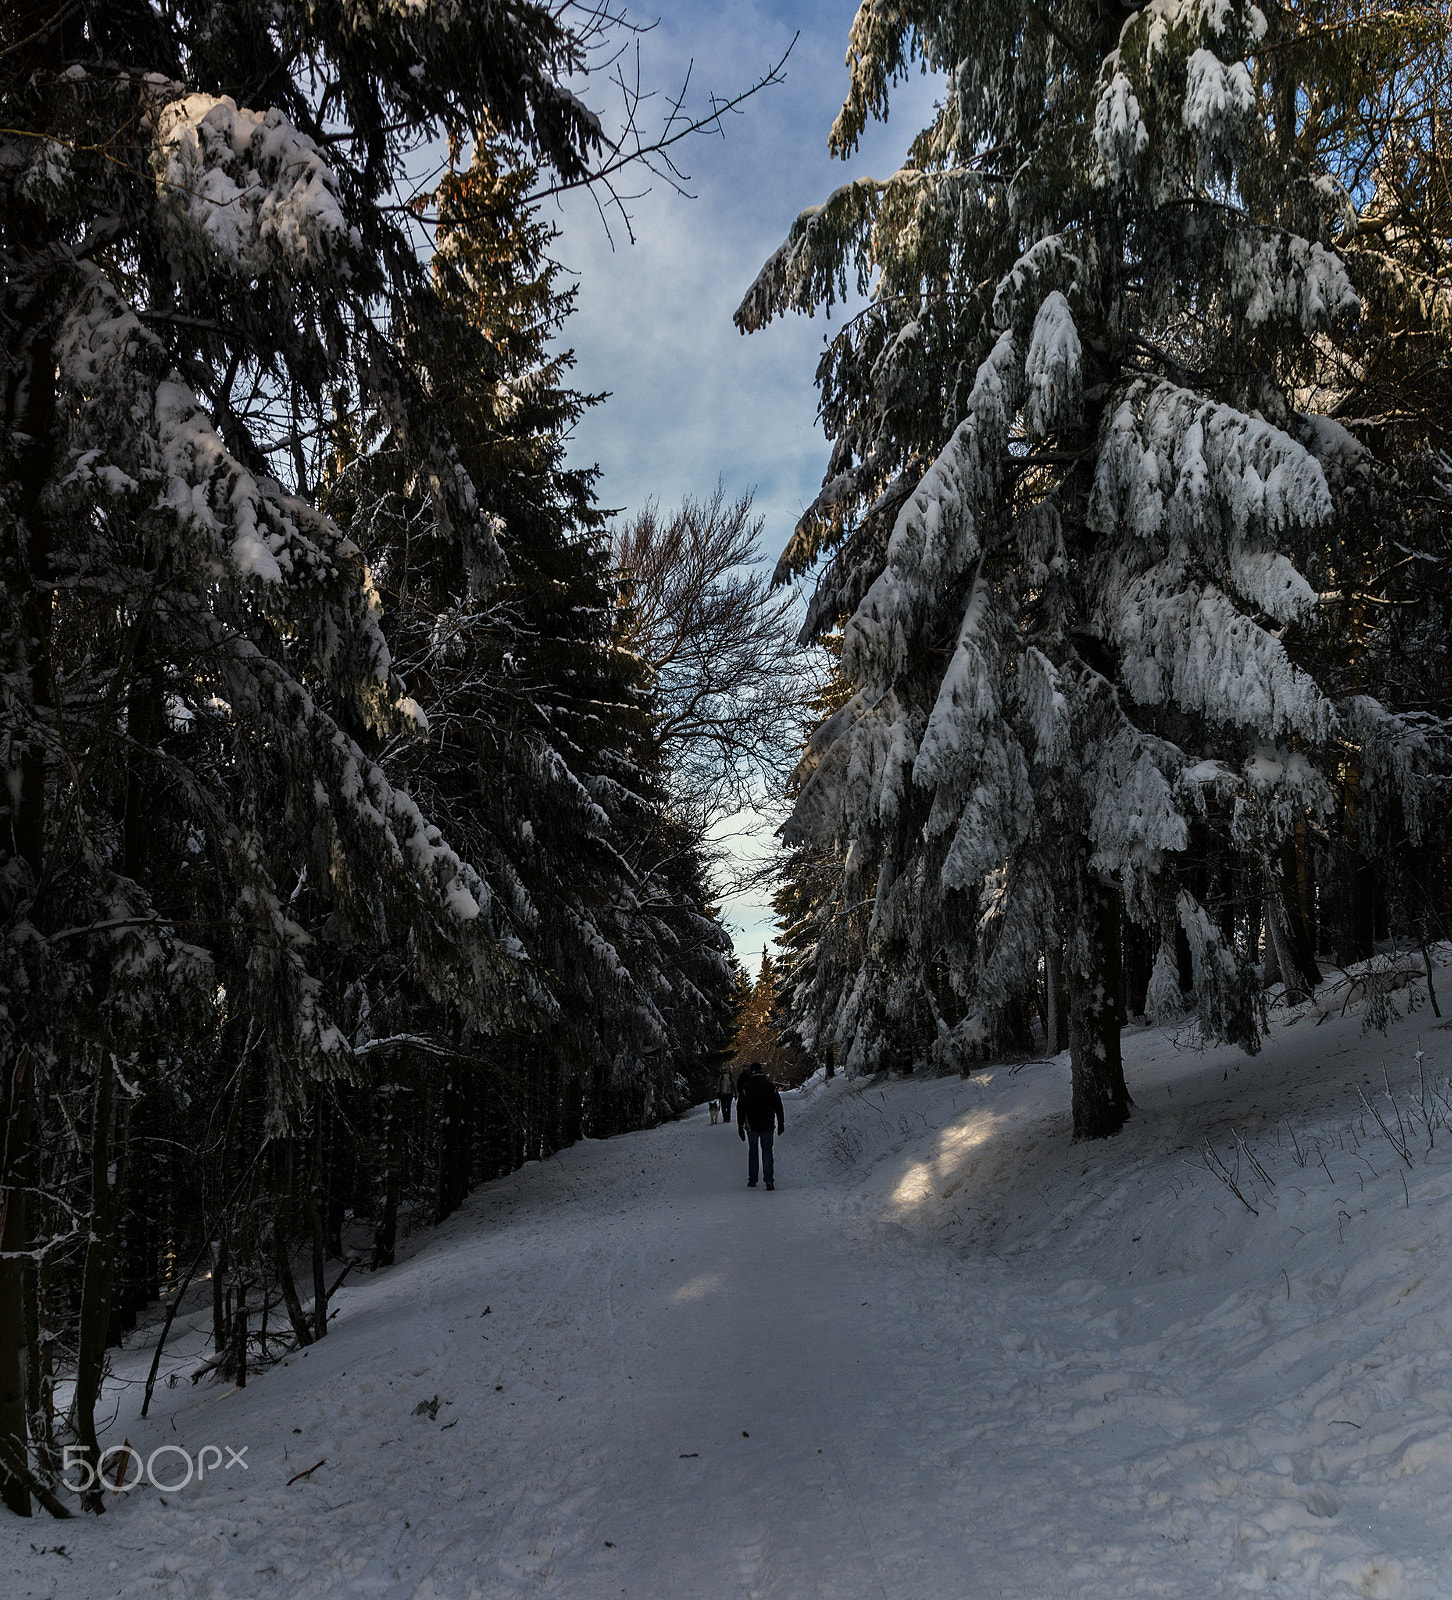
[8,958,1452,1598]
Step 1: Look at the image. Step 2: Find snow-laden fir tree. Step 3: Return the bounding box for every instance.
[740,0,1449,1135]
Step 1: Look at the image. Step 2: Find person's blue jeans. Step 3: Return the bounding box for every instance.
[747,1126,775,1185]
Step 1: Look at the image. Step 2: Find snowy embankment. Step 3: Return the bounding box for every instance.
[8,957,1452,1599]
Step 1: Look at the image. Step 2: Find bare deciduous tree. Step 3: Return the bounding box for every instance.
[613,485,817,836]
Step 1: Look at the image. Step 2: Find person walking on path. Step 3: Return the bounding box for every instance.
[717,1068,735,1128]
[736,1062,785,1189]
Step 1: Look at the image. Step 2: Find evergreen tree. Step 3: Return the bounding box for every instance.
[740,0,1449,1134]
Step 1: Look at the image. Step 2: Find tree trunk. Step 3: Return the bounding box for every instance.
[121,620,160,885]
[436,1062,465,1223]
[73,1057,129,1513]
[0,291,56,1521]
[1044,945,1070,1054]
[560,1028,585,1144]
[306,1108,328,1339]
[1266,892,1311,1003]
[1067,884,1131,1139]
[372,1082,401,1270]
[5,316,56,893]
[26,1117,57,1488]
[1294,816,1318,958]
[272,1143,312,1347]
[1122,912,1153,1021]
[0,1051,32,1516]
[1336,765,1375,967]
[233,1278,247,1389]
[211,1235,230,1359]
[1277,837,1322,992]
[1262,901,1283,988]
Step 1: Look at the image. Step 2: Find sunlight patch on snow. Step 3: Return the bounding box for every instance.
[888,1110,1006,1214]
[670,1270,725,1303]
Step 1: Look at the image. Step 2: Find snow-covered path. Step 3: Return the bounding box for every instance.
[10,978,1452,1599]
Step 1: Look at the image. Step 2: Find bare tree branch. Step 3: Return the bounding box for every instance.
[613,484,820,836]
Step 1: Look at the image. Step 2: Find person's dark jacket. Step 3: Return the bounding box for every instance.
[736,1071,784,1135]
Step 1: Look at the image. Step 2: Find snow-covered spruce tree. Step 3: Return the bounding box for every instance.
[0,0,664,1517]
[739,0,1447,1135]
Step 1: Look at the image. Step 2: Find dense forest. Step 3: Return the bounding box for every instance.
[0,0,791,1518]
[4,0,1452,1534]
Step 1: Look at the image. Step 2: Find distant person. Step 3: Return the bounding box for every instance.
[718,1067,735,1128]
[736,1061,785,1189]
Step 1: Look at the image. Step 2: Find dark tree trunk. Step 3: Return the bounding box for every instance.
[5,316,56,890]
[1296,817,1319,957]
[436,1062,466,1223]
[272,1143,312,1347]
[211,1235,230,1359]
[233,1278,248,1388]
[23,1091,56,1487]
[121,620,160,885]
[1216,858,1236,947]
[306,1110,328,1339]
[991,991,1035,1058]
[1277,837,1322,991]
[1044,944,1070,1053]
[560,1055,585,1147]
[0,280,56,1521]
[73,1058,129,1512]
[109,1066,158,1348]
[0,1052,32,1516]
[1336,768,1375,966]
[372,1082,401,1270]
[1122,913,1153,1020]
[1067,882,1131,1140]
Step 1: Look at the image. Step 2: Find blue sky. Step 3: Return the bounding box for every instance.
[550,1,939,965]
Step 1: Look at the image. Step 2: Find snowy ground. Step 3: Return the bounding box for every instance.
[9,958,1452,1598]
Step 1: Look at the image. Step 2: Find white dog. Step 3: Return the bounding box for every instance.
[709,1099,720,1124]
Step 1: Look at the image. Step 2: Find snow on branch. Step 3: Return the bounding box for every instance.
[911,575,1035,892]
[1182,48,1254,187]
[843,330,1022,685]
[1109,556,1337,741]
[991,234,1083,332]
[1090,382,1332,598]
[151,94,354,278]
[1094,72,1149,189]
[1088,746,1188,877]
[1023,291,1083,440]
[913,574,1001,794]
[734,176,888,332]
[1224,231,1359,331]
